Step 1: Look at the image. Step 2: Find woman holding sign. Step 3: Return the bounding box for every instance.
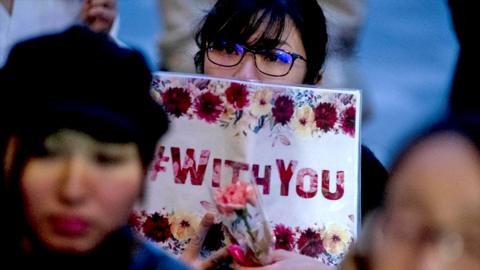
[183,0,387,269]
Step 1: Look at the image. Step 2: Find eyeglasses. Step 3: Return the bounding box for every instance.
[206,39,307,77]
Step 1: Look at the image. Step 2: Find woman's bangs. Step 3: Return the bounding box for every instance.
[216,9,286,49]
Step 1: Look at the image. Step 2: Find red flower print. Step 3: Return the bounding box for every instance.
[128,211,144,232]
[142,212,172,242]
[272,96,294,125]
[340,106,356,137]
[194,92,224,123]
[273,224,295,251]
[161,87,192,117]
[297,228,325,258]
[314,102,337,132]
[225,83,249,109]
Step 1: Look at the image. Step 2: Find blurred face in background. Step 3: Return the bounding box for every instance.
[371,132,480,270]
[20,129,144,253]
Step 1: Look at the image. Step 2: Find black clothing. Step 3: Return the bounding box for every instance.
[360,145,388,220]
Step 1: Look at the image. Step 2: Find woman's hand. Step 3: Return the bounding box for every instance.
[233,249,335,270]
[181,213,230,270]
[80,0,116,33]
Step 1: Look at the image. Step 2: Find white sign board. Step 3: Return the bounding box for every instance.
[132,72,361,266]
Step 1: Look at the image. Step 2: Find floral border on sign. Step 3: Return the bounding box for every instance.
[272,222,354,266]
[130,209,353,266]
[151,76,357,145]
[129,209,227,256]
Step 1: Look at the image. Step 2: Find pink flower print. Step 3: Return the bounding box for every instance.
[273,224,296,251]
[297,228,325,258]
[340,106,356,137]
[213,180,257,215]
[272,96,294,125]
[194,91,224,123]
[225,82,249,109]
[161,87,192,117]
[314,102,338,132]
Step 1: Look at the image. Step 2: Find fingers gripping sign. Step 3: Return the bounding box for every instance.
[181,212,230,269]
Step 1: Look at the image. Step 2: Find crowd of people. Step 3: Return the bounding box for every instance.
[0,0,476,269]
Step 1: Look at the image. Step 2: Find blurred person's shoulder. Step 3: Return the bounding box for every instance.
[131,235,193,270]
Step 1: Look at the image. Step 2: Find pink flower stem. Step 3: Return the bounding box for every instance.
[236,209,255,242]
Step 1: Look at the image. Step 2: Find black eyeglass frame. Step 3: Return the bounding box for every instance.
[205,41,307,77]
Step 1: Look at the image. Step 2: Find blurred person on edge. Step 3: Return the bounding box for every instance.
[0,26,192,270]
[0,0,118,66]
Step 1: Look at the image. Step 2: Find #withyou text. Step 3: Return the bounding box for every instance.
[151,146,345,200]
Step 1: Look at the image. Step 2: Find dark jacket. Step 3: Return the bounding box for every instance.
[360,145,388,220]
[13,227,192,270]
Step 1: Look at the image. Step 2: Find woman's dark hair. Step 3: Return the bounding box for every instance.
[194,0,328,84]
